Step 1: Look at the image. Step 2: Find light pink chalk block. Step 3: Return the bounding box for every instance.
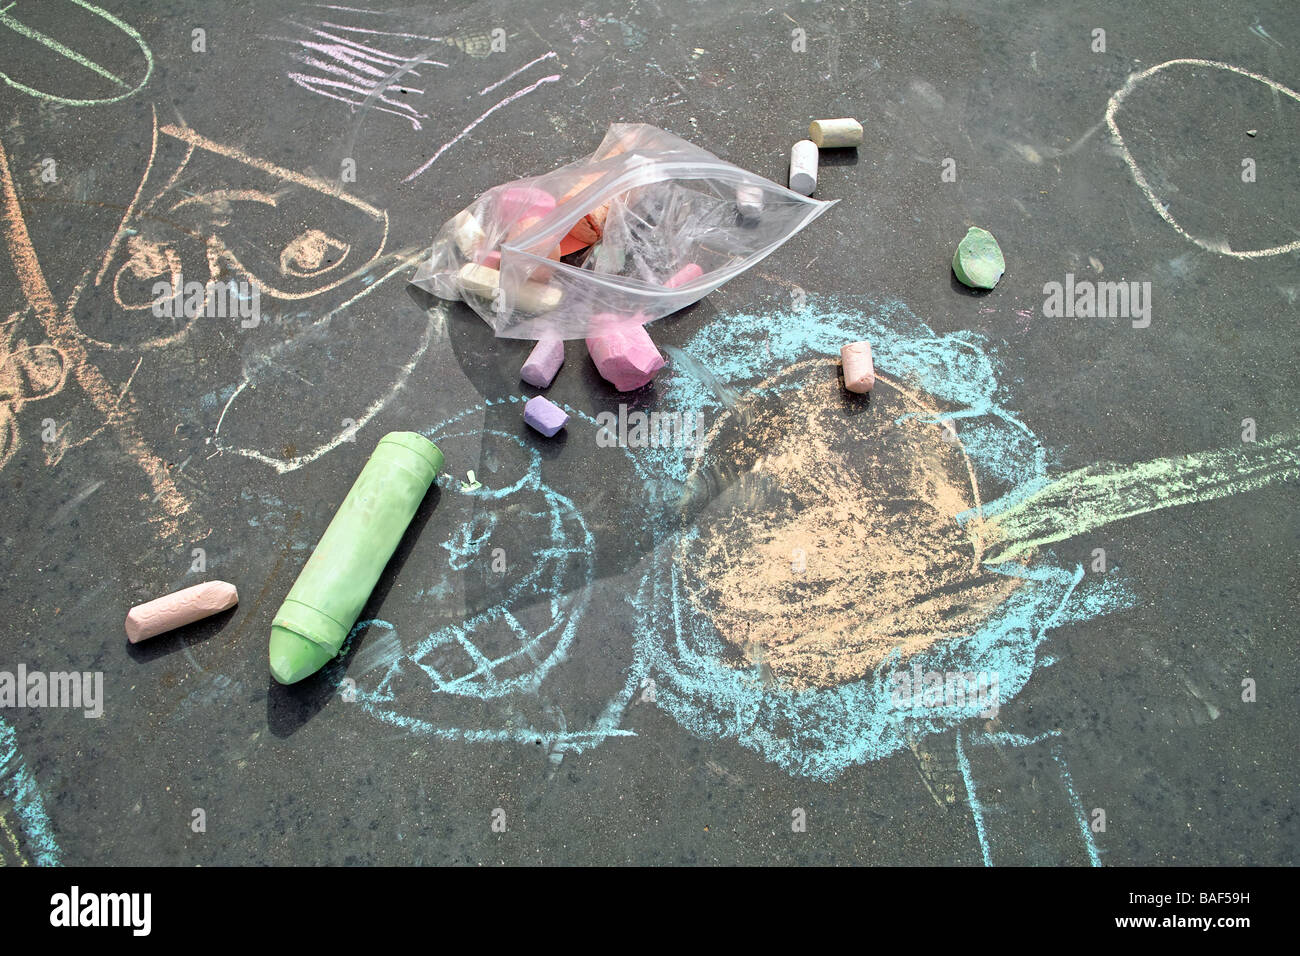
[665,263,704,289]
[521,336,565,388]
[125,581,239,643]
[586,316,666,392]
[841,340,875,393]
[496,186,556,222]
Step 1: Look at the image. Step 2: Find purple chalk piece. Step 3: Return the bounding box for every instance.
[524,395,569,437]
[521,336,565,388]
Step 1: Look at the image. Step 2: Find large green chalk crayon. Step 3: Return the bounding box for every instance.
[269,432,443,684]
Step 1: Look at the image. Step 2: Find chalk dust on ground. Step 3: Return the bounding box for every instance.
[676,369,1018,690]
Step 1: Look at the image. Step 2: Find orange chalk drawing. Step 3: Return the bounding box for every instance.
[0,105,412,538]
[0,137,196,544]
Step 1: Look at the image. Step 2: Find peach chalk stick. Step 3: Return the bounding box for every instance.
[521,336,565,388]
[841,340,875,393]
[587,317,666,391]
[125,581,238,643]
[665,263,703,288]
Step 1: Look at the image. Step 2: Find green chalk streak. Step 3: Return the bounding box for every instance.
[983,432,1300,563]
[0,0,153,106]
[0,7,127,87]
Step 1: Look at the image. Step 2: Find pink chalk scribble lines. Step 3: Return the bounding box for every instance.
[266,17,450,130]
[0,101,427,540]
[263,9,563,182]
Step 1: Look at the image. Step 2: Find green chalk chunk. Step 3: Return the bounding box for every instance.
[269,432,443,684]
[952,226,1005,289]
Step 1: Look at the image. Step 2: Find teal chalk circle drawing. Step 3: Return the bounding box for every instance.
[414,428,591,699]
[632,295,1129,779]
[0,0,154,107]
[635,294,1292,780]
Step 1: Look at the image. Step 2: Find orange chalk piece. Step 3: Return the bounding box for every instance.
[125,581,239,643]
[565,203,609,246]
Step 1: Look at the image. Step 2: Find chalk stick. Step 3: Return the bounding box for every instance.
[809,118,863,148]
[524,395,569,437]
[789,140,818,196]
[521,336,565,388]
[515,281,563,314]
[458,262,500,298]
[559,234,590,256]
[566,203,609,246]
[736,185,763,222]
[665,263,704,289]
[125,581,238,643]
[841,340,875,393]
[496,186,556,222]
[586,319,666,392]
[451,210,486,257]
[270,433,442,684]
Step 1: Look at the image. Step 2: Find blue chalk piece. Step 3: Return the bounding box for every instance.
[524,396,568,437]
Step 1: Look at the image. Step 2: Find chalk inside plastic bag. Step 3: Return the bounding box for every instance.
[411,124,836,340]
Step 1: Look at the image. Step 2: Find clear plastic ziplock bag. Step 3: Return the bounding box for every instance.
[410,124,836,339]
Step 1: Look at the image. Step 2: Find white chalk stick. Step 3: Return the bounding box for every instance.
[451,210,486,257]
[736,185,763,221]
[457,262,500,298]
[809,118,863,148]
[125,581,239,643]
[789,140,818,196]
[515,281,563,314]
[456,263,561,314]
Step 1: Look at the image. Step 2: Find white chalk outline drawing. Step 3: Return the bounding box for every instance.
[0,0,153,107]
[212,290,438,474]
[1107,59,1300,258]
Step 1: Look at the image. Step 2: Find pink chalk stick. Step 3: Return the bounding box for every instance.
[841,340,875,393]
[521,336,565,388]
[476,249,502,269]
[125,581,239,643]
[665,263,704,289]
[496,186,556,222]
[586,317,666,392]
